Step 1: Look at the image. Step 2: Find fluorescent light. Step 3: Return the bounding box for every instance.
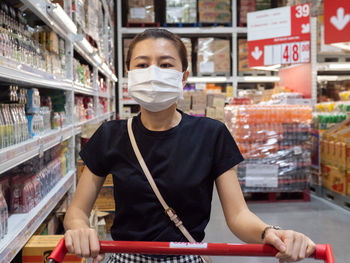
[79,38,94,54]
[47,4,77,35]
[331,43,350,51]
[241,76,280,82]
[253,64,281,71]
[328,63,350,70]
[93,54,102,65]
[187,77,231,83]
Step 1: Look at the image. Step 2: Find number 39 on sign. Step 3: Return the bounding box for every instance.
[281,41,309,65]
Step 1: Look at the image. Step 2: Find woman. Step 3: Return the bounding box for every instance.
[64,29,316,263]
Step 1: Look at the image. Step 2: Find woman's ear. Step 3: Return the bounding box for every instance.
[182,70,189,87]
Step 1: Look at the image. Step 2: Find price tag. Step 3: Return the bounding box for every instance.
[199,62,214,73]
[39,145,44,158]
[246,164,278,188]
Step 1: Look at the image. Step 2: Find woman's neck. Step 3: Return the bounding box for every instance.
[140,105,182,131]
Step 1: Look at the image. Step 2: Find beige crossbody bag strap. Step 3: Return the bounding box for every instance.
[127,118,211,263]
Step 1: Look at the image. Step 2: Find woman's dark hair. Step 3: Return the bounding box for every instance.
[126,28,188,72]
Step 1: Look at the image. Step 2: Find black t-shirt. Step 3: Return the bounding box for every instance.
[80,111,244,242]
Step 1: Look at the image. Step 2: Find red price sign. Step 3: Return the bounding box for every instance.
[248,3,311,67]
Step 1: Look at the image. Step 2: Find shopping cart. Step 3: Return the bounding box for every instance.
[48,239,335,263]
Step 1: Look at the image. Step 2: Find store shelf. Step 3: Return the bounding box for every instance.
[0,62,72,90]
[74,112,113,134]
[317,62,350,72]
[122,99,138,105]
[98,91,111,99]
[0,125,74,174]
[20,0,75,41]
[322,188,350,212]
[187,76,233,83]
[317,75,350,82]
[73,82,96,96]
[237,76,280,83]
[121,27,235,35]
[0,170,75,262]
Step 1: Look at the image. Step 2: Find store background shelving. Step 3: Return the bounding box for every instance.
[0,0,116,261]
[116,0,282,117]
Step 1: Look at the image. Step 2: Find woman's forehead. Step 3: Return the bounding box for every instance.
[132,38,179,58]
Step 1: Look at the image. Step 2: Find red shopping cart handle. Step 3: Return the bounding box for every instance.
[48,239,334,263]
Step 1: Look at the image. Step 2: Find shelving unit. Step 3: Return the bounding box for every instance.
[0,170,75,262]
[0,0,116,261]
[116,0,279,117]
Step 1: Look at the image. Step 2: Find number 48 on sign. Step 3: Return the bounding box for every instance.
[265,41,310,65]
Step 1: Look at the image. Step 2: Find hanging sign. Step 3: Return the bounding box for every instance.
[324,0,350,44]
[248,3,311,67]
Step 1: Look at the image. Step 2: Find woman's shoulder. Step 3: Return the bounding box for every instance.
[96,119,128,136]
[183,112,226,129]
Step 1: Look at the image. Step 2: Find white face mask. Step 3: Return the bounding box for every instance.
[128,65,184,112]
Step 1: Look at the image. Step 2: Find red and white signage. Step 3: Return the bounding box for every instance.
[324,0,350,44]
[248,4,310,67]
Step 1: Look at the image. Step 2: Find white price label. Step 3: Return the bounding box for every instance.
[130,8,146,19]
[170,242,208,249]
[199,62,214,73]
[246,164,278,188]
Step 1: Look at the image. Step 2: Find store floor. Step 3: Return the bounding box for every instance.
[98,189,349,263]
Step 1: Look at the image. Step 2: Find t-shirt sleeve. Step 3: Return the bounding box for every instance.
[211,123,244,179]
[79,122,112,177]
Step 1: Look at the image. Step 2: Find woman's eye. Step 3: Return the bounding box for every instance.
[136,64,148,68]
[160,63,173,68]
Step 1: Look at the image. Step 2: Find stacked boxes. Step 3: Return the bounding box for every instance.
[239,0,256,26]
[238,39,250,72]
[123,38,133,73]
[198,0,231,24]
[320,119,350,196]
[191,90,207,116]
[181,38,192,73]
[23,235,85,263]
[166,0,197,23]
[225,105,312,192]
[206,94,226,121]
[127,0,155,24]
[197,38,230,75]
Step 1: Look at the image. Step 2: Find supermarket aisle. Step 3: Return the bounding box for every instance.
[204,188,350,263]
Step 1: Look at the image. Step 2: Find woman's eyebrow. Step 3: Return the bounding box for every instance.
[159,55,176,60]
[134,56,150,60]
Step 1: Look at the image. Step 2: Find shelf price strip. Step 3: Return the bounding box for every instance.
[248,3,311,67]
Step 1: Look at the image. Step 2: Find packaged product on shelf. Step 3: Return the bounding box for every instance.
[239,0,256,26]
[181,38,192,73]
[26,114,44,138]
[87,0,101,42]
[225,105,312,192]
[238,39,250,72]
[197,38,230,75]
[166,0,197,23]
[127,0,155,24]
[256,0,271,10]
[198,0,231,23]
[73,0,86,30]
[0,187,8,239]
[26,88,40,114]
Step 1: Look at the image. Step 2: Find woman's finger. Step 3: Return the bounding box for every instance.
[64,231,74,254]
[93,254,105,263]
[89,228,101,258]
[79,229,91,258]
[298,236,308,260]
[306,239,316,257]
[290,233,303,261]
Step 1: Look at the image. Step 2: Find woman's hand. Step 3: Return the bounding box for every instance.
[64,228,105,263]
[263,229,316,262]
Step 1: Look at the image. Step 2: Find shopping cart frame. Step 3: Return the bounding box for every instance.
[48,239,334,263]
